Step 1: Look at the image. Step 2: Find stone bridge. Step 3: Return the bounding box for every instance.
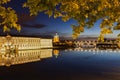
[74,40,97,48]
[73,38,120,49]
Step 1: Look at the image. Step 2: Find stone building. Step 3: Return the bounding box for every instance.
[40,39,53,48]
[0,35,53,52]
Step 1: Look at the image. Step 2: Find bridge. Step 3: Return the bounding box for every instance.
[73,38,120,49]
[73,39,97,48]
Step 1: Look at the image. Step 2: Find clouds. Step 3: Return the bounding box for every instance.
[18,13,46,29]
[0,13,47,35]
[18,13,36,23]
[21,23,46,29]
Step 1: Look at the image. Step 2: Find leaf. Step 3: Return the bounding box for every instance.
[98,34,104,42]
[45,10,53,18]
[101,28,113,34]
[62,15,70,22]
[3,25,7,32]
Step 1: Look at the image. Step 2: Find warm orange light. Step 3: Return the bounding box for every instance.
[53,49,59,58]
[53,33,60,43]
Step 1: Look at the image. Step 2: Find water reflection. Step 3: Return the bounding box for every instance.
[0,49,52,67]
[65,48,120,53]
[0,48,120,67]
[53,49,59,58]
[1,48,120,80]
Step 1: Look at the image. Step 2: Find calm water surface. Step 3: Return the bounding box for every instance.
[0,49,120,80]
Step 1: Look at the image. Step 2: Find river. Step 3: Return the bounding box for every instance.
[0,48,120,80]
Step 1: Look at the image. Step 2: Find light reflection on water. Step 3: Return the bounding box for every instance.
[0,49,53,67]
[0,48,120,80]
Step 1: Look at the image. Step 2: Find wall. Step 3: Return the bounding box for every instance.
[40,39,53,48]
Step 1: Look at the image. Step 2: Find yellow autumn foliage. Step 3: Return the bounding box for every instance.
[0,0,120,40]
[23,0,120,39]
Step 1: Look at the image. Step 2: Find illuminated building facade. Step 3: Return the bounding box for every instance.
[53,33,60,43]
[0,35,53,51]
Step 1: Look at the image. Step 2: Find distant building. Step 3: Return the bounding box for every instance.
[53,33,60,43]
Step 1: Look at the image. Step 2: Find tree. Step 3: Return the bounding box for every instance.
[0,0,21,32]
[1,0,120,39]
[98,27,113,42]
[117,34,120,41]
[23,0,120,39]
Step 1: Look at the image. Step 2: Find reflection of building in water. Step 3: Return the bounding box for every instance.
[53,33,59,43]
[53,49,59,58]
[0,35,53,51]
[0,49,52,67]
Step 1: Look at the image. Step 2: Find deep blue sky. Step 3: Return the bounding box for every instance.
[0,0,119,38]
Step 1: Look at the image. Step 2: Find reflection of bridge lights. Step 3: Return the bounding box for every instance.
[93,50,95,52]
[68,48,120,53]
[93,52,95,54]
[96,50,99,53]
[84,50,87,52]
[81,49,83,51]
[114,50,116,53]
[109,50,112,52]
[105,50,108,53]
[68,49,73,51]
[88,50,91,52]
[65,50,67,52]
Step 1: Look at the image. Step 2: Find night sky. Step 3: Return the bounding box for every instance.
[0,0,119,38]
